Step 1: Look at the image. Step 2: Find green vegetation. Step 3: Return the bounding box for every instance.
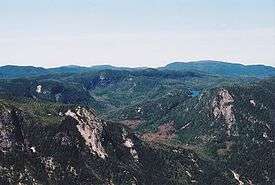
[0,65,274,184]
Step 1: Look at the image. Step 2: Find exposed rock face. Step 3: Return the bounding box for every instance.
[0,105,24,153]
[231,170,244,185]
[65,107,108,159]
[212,89,236,136]
[0,102,233,185]
[36,85,42,94]
[206,87,274,184]
[122,128,139,161]
[0,104,42,184]
[249,99,256,107]
[0,107,14,153]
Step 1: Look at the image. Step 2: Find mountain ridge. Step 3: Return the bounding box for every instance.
[0,101,233,184]
[163,60,275,77]
[1,60,275,78]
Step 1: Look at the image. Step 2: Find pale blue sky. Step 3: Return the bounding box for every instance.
[0,0,275,67]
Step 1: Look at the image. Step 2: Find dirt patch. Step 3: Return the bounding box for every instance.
[120,119,142,129]
[141,123,176,142]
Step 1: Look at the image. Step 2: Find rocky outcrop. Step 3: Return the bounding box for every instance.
[0,102,232,185]
[212,89,236,136]
[0,104,25,153]
[231,170,244,185]
[65,107,108,159]
[121,127,139,161]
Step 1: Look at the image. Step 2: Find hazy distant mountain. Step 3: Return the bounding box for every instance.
[48,65,91,74]
[48,65,132,73]
[0,65,48,78]
[0,65,113,78]
[162,60,275,77]
[1,61,275,78]
[0,65,146,78]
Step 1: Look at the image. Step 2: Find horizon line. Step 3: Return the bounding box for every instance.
[1,60,275,69]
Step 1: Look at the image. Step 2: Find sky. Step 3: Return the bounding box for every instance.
[0,0,275,68]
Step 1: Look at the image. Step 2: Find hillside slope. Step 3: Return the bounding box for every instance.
[114,78,275,184]
[0,100,234,185]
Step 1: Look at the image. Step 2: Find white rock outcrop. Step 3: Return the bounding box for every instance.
[212,89,236,136]
[250,100,256,107]
[231,170,244,185]
[65,107,108,159]
[122,128,139,161]
[36,85,42,94]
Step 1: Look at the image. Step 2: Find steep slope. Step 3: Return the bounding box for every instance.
[0,100,233,185]
[118,78,275,184]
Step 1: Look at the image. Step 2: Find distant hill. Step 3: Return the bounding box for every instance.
[1,60,275,78]
[0,65,145,78]
[0,65,48,78]
[162,60,275,77]
[48,65,136,74]
[48,65,91,74]
[0,65,112,78]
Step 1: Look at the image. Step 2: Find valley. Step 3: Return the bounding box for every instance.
[0,61,274,184]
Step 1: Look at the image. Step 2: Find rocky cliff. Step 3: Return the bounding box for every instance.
[0,101,233,185]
